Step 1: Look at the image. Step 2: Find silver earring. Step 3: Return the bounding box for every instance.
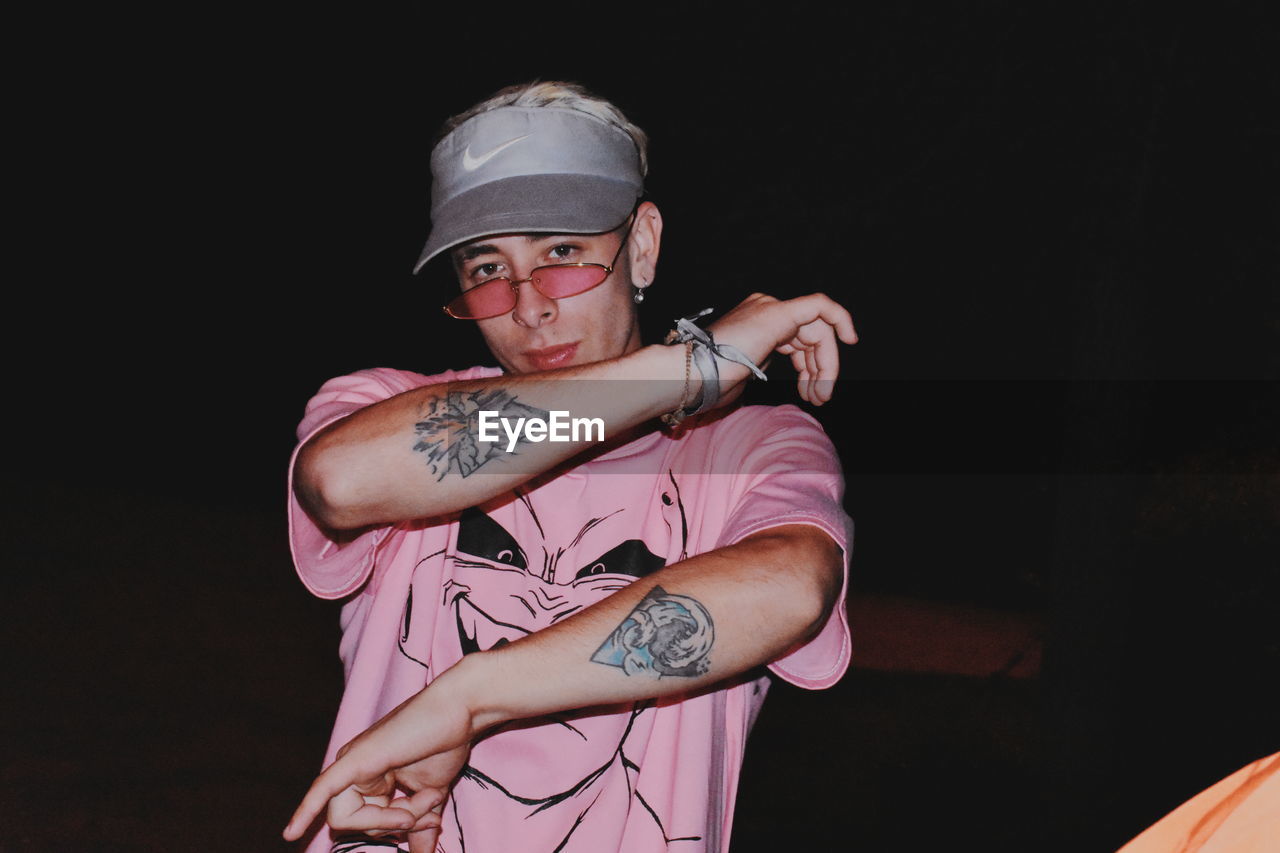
[633,284,646,304]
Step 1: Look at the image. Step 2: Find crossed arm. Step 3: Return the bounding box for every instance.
[295,293,857,529]
[282,522,844,847]
[286,292,856,847]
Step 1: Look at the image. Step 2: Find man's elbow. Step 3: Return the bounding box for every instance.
[755,524,844,637]
[803,533,844,637]
[294,439,372,531]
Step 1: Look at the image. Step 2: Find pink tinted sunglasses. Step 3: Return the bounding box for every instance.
[444,216,635,320]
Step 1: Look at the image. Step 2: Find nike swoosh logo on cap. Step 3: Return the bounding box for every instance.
[462,134,530,171]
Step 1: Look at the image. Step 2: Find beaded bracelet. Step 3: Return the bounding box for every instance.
[659,341,696,428]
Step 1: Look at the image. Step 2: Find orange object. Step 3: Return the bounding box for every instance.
[1117,751,1280,853]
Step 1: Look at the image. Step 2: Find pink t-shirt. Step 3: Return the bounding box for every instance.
[289,367,854,853]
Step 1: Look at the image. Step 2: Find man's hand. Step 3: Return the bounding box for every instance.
[706,292,858,407]
[282,667,484,851]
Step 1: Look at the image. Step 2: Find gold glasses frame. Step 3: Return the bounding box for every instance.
[442,212,638,321]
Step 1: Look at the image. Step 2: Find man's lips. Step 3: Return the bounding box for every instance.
[524,342,579,371]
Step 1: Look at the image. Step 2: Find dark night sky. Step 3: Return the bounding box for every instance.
[27,7,1274,439]
[8,2,1277,848]
[28,1,1274,593]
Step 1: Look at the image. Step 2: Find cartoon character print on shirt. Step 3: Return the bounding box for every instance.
[396,472,702,852]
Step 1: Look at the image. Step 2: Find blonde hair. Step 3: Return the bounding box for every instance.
[441,81,650,178]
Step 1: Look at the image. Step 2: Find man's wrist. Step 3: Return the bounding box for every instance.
[444,650,510,734]
[632,342,705,420]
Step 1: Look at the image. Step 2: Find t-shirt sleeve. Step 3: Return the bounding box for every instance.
[715,405,854,689]
[287,365,501,599]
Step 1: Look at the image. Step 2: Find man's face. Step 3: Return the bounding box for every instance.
[449,203,661,375]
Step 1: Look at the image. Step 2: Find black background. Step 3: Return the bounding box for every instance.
[7,2,1277,850]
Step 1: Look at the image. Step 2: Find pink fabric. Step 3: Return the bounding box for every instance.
[289,367,854,853]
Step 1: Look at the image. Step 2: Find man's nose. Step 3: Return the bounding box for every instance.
[510,276,557,328]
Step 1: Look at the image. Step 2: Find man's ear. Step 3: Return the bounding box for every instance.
[626,201,663,288]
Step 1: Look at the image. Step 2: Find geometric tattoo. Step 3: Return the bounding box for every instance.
[591,586,715,677]
[411,387,550,481]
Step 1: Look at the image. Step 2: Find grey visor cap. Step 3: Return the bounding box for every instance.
[414,106,644,273]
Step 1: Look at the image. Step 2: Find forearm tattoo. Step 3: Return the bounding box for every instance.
[591,586,715,677]
[411,388,550,480]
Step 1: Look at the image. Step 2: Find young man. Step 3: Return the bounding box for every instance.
[284,82,858,853]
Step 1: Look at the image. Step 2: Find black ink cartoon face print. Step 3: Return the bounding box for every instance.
[454,506,527,572]
[395,473,699,847]
[397,473,691,674]
[453,505,671,585]
[457,502,667,585]
[444,498,670,663]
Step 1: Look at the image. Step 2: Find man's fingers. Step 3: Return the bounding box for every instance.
[409,825,443,853]
[810,329,841,403]
[283,762,403,840]
[787,348,810,403]
[783,328,838,405]
[284,773,352,840]
[408,803,448,853]
[319,784,416,832]
[387,787,447,824]
[807,346,825,403]
[789,294,859,346]
[815,297,859,346]
[701,290,858,410]
[283,773,447,842]
[331,802,417,832]
[809,348,825,403]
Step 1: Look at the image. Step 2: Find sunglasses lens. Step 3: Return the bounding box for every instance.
[444,265,612,319]
[533,265,609,298]
[447,279,515,319]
